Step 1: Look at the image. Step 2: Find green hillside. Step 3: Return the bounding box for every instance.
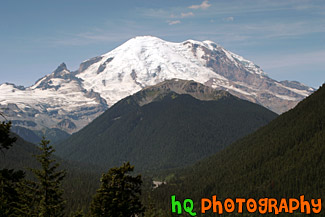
[0,134,40,169]
[56,81,277,171]
[11,126,70,145]
[0,133,102,215]
[148,84,325,216]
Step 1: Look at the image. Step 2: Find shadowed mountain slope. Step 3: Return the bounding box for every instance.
[56,80,277,171]
[148,83,325,216]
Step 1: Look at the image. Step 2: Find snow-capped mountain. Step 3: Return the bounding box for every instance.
[0,36,314,134]
[0,63,107,133]
[77,36,313,112]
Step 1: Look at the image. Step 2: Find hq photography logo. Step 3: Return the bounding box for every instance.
[171,195,322,216]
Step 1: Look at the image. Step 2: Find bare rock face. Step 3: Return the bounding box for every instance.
[133,79,232,106]
[57,119,77,133]
[0,36,315,136]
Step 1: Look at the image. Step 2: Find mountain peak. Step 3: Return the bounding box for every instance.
[31,63,72,89]
[53,62,68,75]
[122,35,166,46]
[76,36,314,113]
[132,35,161,40]
[126,36,221,51]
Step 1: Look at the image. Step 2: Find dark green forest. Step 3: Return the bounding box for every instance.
[146,84,325,216]
[0,132,101,215]
[56,90,277,171]
[0,125,144,216]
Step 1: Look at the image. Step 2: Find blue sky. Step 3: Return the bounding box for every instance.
[0,0,324,88]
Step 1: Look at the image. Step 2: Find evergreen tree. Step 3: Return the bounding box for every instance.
[0,119,16,152]
[90,162,144,217]
[0,118,25,216]
[15,179,39,216]
[30,138,66,217]
[0,169,25,216]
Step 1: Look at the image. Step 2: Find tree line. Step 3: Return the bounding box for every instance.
[0,119,145,217]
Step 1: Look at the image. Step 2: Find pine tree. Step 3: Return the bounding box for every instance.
[90,162,145,217]
[15,179,39,216]
[0,169,25,216]
[0,118,25,216]
[0,119,17,152]
[30,138,66,217]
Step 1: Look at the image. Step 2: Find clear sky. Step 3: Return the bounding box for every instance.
[0,0,324,88]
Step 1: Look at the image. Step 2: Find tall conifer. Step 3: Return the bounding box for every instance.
[30,138,66,217]
[90,162,144,217]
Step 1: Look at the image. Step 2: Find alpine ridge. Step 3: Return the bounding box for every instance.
[56,79,278,170]
[0,36,314,136]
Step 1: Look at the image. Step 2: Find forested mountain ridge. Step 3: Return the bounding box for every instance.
[56,80,277,171]
[148,83,325,216]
